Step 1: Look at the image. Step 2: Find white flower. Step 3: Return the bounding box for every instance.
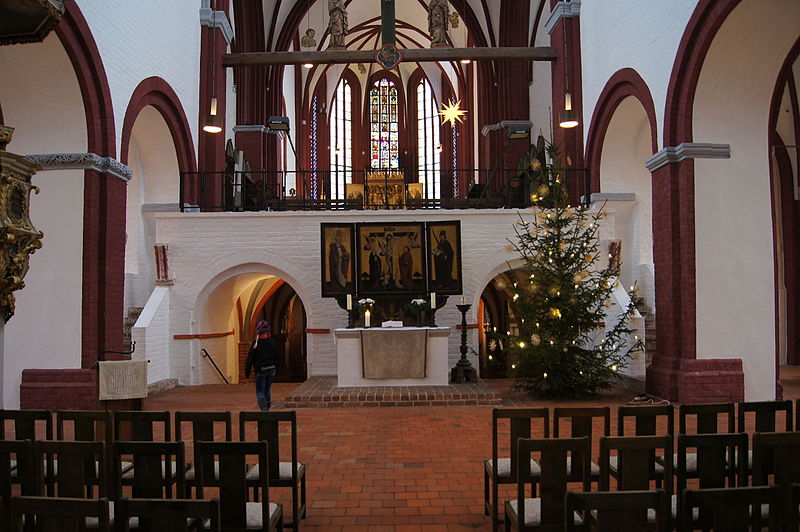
[411,298,426,305]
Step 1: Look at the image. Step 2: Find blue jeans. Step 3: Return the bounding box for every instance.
[255,367,277,402]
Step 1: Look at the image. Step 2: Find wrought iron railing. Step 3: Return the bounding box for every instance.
[178,168,590,212]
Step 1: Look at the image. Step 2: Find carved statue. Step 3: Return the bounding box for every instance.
[0,126,43,322]
[428,0,449,48]
[301,28,317,48]
[328,0,348,49]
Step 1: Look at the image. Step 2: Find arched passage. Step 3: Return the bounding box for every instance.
[598,97,656,304]
[771,42,800,371]
[194,270,308,386]
[124,106,182,310]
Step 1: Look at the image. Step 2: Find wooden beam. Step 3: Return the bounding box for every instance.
[222,46,557,67]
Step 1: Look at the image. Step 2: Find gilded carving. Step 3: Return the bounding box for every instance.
[0,126,43,322]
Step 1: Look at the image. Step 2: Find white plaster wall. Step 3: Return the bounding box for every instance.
[693,0,800,401]
[580,0,697,149]
[598,96,654,304]
[132,286,171,384]
[0,34,87,408]
[152,209,616,385]
[76,0,201,158]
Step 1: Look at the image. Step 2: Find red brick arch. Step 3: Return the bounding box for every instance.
[55,1,121,367]
[120,76,197,173]
[584,68,658,194]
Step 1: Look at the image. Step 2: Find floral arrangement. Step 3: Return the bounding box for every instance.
[408,298,429,314]
[357,298,375,311]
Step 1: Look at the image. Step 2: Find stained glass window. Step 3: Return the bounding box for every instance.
[369,78,400,169]
[416,78,441,198]
[329,79,352,199]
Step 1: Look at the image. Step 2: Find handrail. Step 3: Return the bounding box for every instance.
[201,349,230,384]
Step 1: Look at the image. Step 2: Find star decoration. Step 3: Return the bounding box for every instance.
[439,99,467,127]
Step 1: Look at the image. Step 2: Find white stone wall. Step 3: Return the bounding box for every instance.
[152,209,623,384]
[132,286,171,384]
[76,0,202,158]
[580,0,698,149]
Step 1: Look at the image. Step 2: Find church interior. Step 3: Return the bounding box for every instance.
[0,0,800,529]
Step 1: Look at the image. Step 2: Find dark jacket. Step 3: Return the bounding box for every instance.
[245,336,279,378]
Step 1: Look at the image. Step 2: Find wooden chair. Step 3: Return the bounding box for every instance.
[0,440,34,531]
[56,410,129,491]
[503,436,590,531]
[56,410,113,442]
[194,441,283,531]
[0,410,53,441]
[0,409,53,490]
[675,433,748,529]
[113,441,186,500]
[115,497,221,532]
[680,486,781,531]
[615,405,674,486]
[737,400,793,433]
[175,411,232,497]
[239,411,306,529]
[553,407,610,484]
[679,403,735,435]
[676,403,735,479]
[599,435,673,494]
[483,407,549,532]
[739,400,793,474]
[33,440,107,500]
[113,411,171,442]
[11,495,111,532]
[565,489,668,532]
[752,431,800,526]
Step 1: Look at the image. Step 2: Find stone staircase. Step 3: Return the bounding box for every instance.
[123,307,143,354]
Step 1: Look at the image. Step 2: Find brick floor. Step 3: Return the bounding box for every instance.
[143,379,645,531]
[12,372,799,531]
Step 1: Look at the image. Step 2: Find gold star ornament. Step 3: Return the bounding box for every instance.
[439,99,467,127]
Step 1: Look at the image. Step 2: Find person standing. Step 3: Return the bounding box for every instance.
[245,320,279,411]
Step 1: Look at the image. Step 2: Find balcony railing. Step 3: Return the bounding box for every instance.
[178,168,589,212]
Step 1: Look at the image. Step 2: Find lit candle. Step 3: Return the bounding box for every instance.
[346,294,352,310]
[460,296,466,305]
[364,310,371,328]
[430,292,436,309]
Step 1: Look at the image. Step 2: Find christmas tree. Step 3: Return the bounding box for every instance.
[503,136,643,398]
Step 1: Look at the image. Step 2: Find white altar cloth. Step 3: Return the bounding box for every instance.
[334,327,451,387]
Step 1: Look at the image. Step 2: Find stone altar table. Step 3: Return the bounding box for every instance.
[334,327,451,386]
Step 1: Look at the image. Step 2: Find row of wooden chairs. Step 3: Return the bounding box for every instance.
[503,434,800,531]
[8,495,221,532]
[0,439,283,531]
[0,408,305,530]
[485,401,797,532]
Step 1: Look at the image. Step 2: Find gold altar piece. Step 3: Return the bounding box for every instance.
[365,170,405,209]
[0,126,43,321]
